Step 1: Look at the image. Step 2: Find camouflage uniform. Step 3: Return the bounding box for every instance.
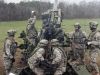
[26,15,38,52]
[71,23,88,63]
[28,39,48,75]
[88,21,100,74]
[54,28,69,43]
[3,29,17,75]
[51,39,67,75]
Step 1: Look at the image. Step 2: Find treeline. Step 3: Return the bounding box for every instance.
[0,1,100,21]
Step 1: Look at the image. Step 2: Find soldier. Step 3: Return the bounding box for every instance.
[28,39,48,75]
[26,10,38,52]
[50,39,67,75]
[87,21,100,75]
[3,29,17,75]
[54,27,70,43]
[71,23,88,64]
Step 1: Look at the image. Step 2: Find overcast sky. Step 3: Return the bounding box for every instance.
[5,0,100,3]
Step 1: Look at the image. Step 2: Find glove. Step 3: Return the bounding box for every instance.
[11,58,15,62]
[87,42,91,45]
[15,42,18,46]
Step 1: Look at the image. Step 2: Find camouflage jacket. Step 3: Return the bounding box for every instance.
[71,29,87,49]
[88,30,100,47]
[52,47,67,65]
[3,37,17,59]
[26,16,38,39]
[28,48,45,65]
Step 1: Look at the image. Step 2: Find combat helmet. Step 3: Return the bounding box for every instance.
[7,29,16,36]
[74,23,81,29]
[39,39,48,47]
[89,21,98,29]
[51,39,59,45]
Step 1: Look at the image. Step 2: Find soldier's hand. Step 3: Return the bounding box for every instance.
[87,42,91,45]
[32,10,36,16]
[11,58,15,62]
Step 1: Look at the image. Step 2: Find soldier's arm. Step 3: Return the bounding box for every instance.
[70,32,75,48]
[35,48,45,61]
[30,10,37,25]
[70,31,75,40]
[82,31,88,39]
[31,16,36,25]
[52,48,62,64]
[90,32,100,45]
[5,40,13,59]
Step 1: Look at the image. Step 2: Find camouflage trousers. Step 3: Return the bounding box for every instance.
[28,38,38,52]
[3,58,13,75]
[89,49,99,73]
[74,48,85,63]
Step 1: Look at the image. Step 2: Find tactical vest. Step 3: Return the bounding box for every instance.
[73,30,84,44]
[29,46,50,59]
[52,47,67,64]
[3,37,16,56]
[88,30,98,41]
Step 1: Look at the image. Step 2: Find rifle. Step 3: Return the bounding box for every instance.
[39,59,53,69]
[84,39,90,49]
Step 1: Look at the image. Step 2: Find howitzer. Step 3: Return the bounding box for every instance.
[41,8,62,28]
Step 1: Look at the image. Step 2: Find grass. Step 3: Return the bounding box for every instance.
[0,19,100,75]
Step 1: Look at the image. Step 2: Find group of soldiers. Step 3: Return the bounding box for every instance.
[70,21,100,75]
[2,10,100,75]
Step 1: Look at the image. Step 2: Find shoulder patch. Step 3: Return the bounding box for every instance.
[6,39,11,46]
